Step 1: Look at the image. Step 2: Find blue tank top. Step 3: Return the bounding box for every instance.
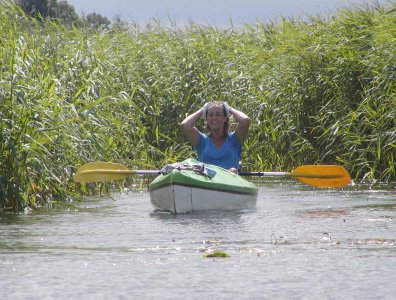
[193,132,242,169]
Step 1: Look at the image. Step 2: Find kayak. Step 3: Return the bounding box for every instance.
[148,159,258,214]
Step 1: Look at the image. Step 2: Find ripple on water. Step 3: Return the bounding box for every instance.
[0,184,395,299]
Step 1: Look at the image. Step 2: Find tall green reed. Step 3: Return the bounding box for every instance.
[1,1,395,212]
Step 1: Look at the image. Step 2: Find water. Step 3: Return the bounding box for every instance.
[1,181,395,299]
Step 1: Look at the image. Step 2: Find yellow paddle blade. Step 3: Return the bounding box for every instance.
[290,165,351,188]
[73,162,131,183]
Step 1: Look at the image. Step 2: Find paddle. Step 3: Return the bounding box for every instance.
[74,162,351,188]
[73,162,161,183]
[239,165,351,188]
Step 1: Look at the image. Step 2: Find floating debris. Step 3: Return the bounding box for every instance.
[322,232,332,241]
[271,233,289,244]
[203,250,230,258]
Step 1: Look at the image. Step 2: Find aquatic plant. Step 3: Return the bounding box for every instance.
[203,250,230,258]
[1,1,395,212]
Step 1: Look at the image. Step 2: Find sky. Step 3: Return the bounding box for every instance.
[66,0,388,27]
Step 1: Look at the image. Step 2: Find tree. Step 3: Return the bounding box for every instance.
[84,12,111,29]
[14,0,79,25]
[15,0,50,18]
[111,15,128,30]
[49,0,79,26]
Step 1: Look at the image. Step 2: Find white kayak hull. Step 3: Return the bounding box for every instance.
[148,159,258,214]
[150,184,257,214]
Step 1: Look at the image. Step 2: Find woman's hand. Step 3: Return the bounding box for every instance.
[223,102,231,117]
[201,103,209,119]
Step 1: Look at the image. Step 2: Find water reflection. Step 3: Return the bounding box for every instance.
[149,209,247,222]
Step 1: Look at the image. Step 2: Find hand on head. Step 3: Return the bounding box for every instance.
[202,101,231,119]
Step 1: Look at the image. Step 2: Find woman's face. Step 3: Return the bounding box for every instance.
[206,105,227,130]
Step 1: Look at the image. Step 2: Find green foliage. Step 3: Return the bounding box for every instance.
[83,12,111,29]
[1,1,395,212]
[12,0,110,28]
[203,250,230,258]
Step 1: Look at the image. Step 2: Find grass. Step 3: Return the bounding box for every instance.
[1,1,395,212]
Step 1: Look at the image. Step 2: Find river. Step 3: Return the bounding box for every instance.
[1,180,395,299]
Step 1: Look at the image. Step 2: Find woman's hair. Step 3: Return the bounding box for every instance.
[204,101,229,136]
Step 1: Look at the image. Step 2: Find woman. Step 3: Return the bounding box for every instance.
[180,101,250,171]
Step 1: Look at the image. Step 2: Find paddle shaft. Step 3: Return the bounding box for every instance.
[78,169,161,176]
[239,171,289,177]
[81,170,343,178]
[74,162,351,187]
[239,171,344,179]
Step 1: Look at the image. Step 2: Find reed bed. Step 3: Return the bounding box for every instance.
[1,2,395,211]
